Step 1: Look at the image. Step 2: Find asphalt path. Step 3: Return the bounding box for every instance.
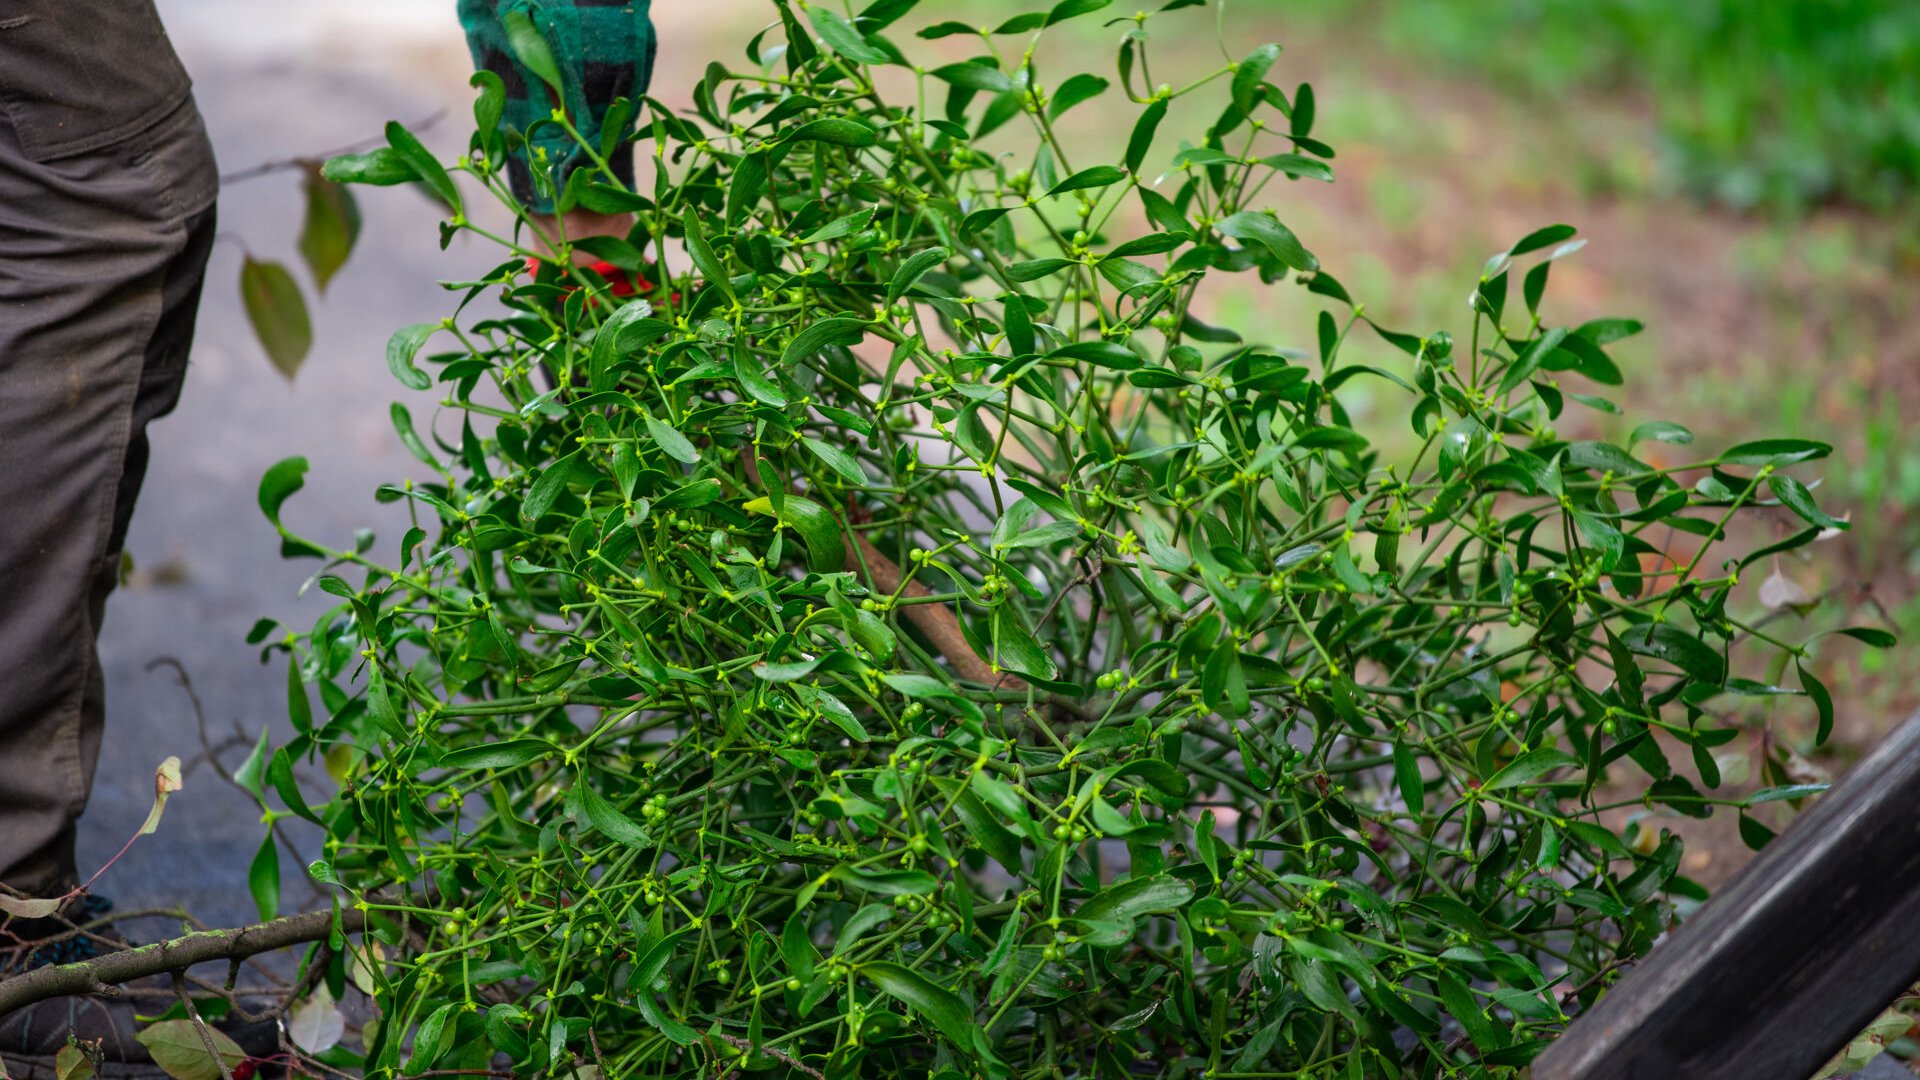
[79,0,529,933]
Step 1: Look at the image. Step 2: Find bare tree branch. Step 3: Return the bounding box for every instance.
[0,908,365,1017]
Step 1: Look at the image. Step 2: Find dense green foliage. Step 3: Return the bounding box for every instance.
[240,1,1885,1077]
[1353,0,1920,213]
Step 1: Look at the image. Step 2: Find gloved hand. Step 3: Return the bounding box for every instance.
[457,0,657,217]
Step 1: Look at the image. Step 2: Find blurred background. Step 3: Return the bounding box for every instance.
[85,0,1917,926]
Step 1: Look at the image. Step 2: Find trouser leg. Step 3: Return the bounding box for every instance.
[0,100,217,900]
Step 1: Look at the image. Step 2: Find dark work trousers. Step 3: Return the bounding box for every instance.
[0,1,218,899]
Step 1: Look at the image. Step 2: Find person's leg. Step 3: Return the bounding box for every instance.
[82,199,217,792]
[0,94,217,904]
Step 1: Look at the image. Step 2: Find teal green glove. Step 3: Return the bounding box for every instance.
[458,0,657,214]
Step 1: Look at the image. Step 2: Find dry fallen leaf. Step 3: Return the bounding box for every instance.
[139,756,184,836]
[54,1044,95,1080]
[287,985,346,1054]
[133,1020,244,1080]
[1812,1005,1908,1079]
[0,893,64,919]
[349,939,388,998]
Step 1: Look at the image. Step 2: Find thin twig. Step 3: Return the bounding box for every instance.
[1557,956,1634,1010]
[218,110,448,185]
[588,1025,609,1075]
[1031,553,1102,637]
[714,1032,825,1079]
[174,970,237,1080]
[1,905,190,973]
[147,656,316,985]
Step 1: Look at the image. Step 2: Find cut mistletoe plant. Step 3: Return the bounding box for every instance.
[242,0,1884,1076]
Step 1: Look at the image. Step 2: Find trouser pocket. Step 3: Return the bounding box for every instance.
[0,0,193,162]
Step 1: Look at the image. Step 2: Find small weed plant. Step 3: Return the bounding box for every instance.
[244,1,1886,1076]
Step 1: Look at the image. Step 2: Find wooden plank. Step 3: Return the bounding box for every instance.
[1535,710,1920,1080]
